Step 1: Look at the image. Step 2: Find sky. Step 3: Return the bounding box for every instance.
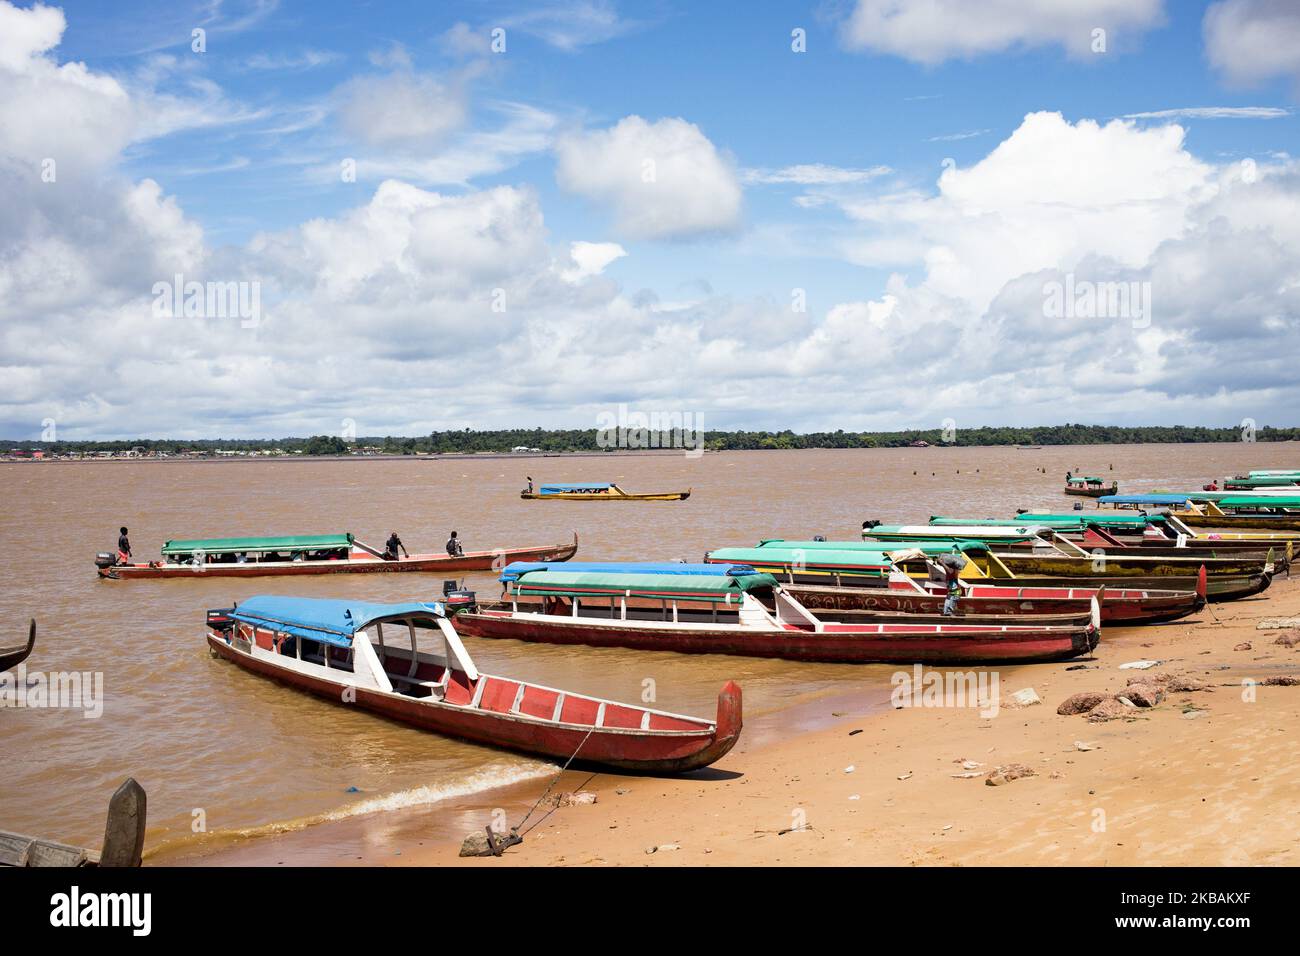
[2,0,1299,439]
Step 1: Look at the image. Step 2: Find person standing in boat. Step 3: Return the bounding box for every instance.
[445,530,464,557]
[524,476,534,494]
[116,526,132,565]
[941,546,965,616]
[383,531,408,561]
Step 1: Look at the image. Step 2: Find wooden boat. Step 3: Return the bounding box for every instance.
[98,532,578,579]
[0,619,36,671]
[1222,474,1300,490]
[453,564,1100,664]
[789,576,1205,626]
[709,542,1269,602]
[1,778,145,868]
[1064,476,1118,497]
[207,596,738,773]
[520,482,690,501]
[1173,497,1300,532]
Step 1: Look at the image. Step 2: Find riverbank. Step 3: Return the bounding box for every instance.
[428,575,1300,867]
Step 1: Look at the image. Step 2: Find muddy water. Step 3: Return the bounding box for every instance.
[1,443,1292,858]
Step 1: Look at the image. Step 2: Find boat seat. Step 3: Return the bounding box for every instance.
[388,672,446,699]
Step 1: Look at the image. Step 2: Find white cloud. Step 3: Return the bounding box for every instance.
[242,49,341,71]
[500,1,639,51]
[1123,106,1289,119]
[561,241,626,282]
[840,0,1166,64]
[555,115,742,239]
[1204,0,1300,88]
[335,70,468,149]
[927,129,991,141]
[742,164,891,185]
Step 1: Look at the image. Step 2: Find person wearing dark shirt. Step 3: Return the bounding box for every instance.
[116,527,132,565]
[383,531,408,561]
[445,531,464,556]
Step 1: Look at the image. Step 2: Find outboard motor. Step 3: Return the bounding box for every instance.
[813,534,827,542]
[861,520,881,530]
[94,552,117,569]
[443,588,477,613]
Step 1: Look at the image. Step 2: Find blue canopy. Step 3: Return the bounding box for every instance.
[1098,494,1190,505]
[499,561,758,582]
[539,483,611,493]
[229,595,445,648]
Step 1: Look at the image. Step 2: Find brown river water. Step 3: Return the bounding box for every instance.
[2,443,1295,860]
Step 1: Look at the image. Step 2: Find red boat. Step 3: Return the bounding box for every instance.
[789,570,1207,626]
[99,532,578,579]
[453,565,1101,664]
[206,596,739,773]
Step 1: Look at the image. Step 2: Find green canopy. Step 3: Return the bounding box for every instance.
[1216,496,1300,509]
[754,539,987,553]
[511,569,777,602]
[162,533,354,556]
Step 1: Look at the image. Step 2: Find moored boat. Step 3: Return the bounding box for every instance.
[520,482,690,501]
[0,619,36,671]
[1064,475,1118,497]
[453,564,1100,664]
[207,596,739,773]
[1171,496,1300,532]
[98,532,579,579]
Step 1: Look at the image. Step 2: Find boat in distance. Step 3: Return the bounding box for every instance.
[97,532,579,579]
[520,482,690,501]
[206,596,739,773]
[1064,475,1118,497]
[452,563,1101,664]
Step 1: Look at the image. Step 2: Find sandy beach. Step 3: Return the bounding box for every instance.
[422,575,1300,868]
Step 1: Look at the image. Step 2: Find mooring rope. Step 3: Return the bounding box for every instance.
[514,726,597,835]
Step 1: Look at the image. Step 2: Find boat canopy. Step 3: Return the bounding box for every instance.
[162,533,353,556]
[709,543,980,571]
[1224,477,1300,488]
[509,569,777,602]
[538,483,612,494]
[860,525,1050,541]
[753,539,987,554]
[500,561,757,582]
[228,595,445,648]
[1247,470,1300,478]
[1098,494,1190,506]
[1068,476,1107,484]
[1217,496,1300,508]
[1010,513,1163,527]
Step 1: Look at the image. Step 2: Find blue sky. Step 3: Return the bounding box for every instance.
[3,0,1300,437]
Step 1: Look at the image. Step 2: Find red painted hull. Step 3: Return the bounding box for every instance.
[789,583,1205,625]
[102,536,578,580]
[206,631,738,773]
[455,611,1099,664]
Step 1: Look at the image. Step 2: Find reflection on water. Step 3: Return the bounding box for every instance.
[0,444,1287,850]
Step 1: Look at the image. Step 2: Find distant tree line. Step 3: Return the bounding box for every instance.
[7,424,1300,456]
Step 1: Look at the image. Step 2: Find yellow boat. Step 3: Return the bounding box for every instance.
[520,482,691,501]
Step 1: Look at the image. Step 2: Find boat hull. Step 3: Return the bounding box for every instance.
[994,552,1265,578]
[1176,514,1300,531]
[101,535,578,579]
[207,631,738,773]
[520,491,690,501]
[455,611,1099,664]
[1064,484,1117,497]
[787,584,1204,625]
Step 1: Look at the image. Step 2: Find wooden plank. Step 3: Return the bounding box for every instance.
[0,832,34,867]
[27,840,88,867]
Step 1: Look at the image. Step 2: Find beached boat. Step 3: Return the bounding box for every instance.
[1222,474,1300,490]
[0,619,36,671]
[1171,497,1300,532]
[452,563,1100,664]
[708,542,1268,602]
[520,482,690,501]
[1064,476,1118,497]
[207,596,739,773]
[97,532,578,579]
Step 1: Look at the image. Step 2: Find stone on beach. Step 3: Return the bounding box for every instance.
[1123,683,1165,708]
[1057,691,1109,715]
[1008,687,1042,707]
[1086,698,1134,723]
[547,791,598,808]
[1273,632,1300,647]
[1234,642,1252,651]
[1256,618,1300,630]
[1261,675,1300,686]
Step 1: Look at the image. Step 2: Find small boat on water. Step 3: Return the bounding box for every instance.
[0,619,36,671]
[520,482,690,501]
[452,563,1100,663]
[1170,496,1300,532]
[97,532,578,579]
[1064,475,1118,497]
[207,596,739,773]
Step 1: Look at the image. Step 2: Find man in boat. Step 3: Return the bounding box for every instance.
[525,476,534,494]
[383,531,408,561]
[116,527,132,565]
[445,530,464,557]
